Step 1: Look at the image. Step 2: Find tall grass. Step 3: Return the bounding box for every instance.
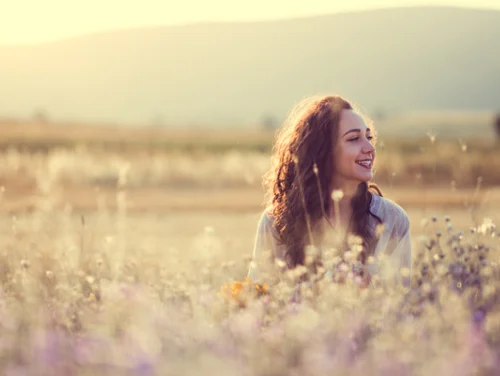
[0,135,499,374]
[0,139,499,194]
[0,191,499,374]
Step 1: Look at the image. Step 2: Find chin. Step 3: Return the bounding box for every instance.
[355,174,373,183]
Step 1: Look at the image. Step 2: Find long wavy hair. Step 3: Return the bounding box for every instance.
[265,95,383,269]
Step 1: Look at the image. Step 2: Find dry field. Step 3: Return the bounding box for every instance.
[1,121,500,374]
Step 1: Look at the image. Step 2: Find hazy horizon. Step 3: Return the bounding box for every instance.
[2,0,500,45]
[2,6,499,126]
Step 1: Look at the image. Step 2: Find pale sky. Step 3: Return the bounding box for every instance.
[2,0,499,45]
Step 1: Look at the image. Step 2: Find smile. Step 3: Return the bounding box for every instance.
[356,160,373,169]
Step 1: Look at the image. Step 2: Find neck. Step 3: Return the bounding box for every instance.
[328,180,361,225]
[331,180,360,203]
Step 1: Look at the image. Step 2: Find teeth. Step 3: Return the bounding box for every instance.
[357,161,372,167]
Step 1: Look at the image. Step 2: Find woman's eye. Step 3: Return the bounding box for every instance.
[348,135,373,142]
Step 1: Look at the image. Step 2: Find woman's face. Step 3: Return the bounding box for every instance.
[333,109,375,188]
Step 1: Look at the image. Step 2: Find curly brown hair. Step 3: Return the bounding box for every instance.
[264,95,383,269]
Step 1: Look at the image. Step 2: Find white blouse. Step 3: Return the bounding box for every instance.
[247,193,412,286]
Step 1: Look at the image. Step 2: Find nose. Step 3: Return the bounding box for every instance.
[362,138,375,154]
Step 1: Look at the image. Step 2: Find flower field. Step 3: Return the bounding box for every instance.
[0,204,499,375]
[0,123,499,375]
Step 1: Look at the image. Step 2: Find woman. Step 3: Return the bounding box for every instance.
[247,95,412,287]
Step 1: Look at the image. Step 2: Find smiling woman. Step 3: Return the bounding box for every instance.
[247,95,412,288]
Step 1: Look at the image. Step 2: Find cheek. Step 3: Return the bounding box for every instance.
[338,145,357,162]
[334,145,357,172]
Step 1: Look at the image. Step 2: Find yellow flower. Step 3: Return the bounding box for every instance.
[255,283,268,296]
[231,281,244,299]
[219,278,269,308]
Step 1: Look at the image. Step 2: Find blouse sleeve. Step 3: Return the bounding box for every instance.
[247,212,279,282]
[397,217,412,287]
[379,207,412,287]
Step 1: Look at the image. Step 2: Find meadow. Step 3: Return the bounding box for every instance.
[0,118,500,375]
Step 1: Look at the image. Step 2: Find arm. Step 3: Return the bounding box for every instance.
[398,222,412,287]
[378,207,412,287]
[247,212,278,282]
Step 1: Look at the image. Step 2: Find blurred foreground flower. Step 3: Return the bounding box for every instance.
[219,277,268,308]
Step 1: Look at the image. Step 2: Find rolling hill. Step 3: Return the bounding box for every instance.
[1,6,499,127]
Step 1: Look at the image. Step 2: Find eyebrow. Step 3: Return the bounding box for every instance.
[342,128,371,137]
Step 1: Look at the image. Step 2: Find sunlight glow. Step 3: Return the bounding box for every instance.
[1,0,499,45]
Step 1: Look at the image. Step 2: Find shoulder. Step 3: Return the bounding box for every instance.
[258,208,274,225]
[257,209,281,246]
[370,193,410,233]
[256,209,278,236]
